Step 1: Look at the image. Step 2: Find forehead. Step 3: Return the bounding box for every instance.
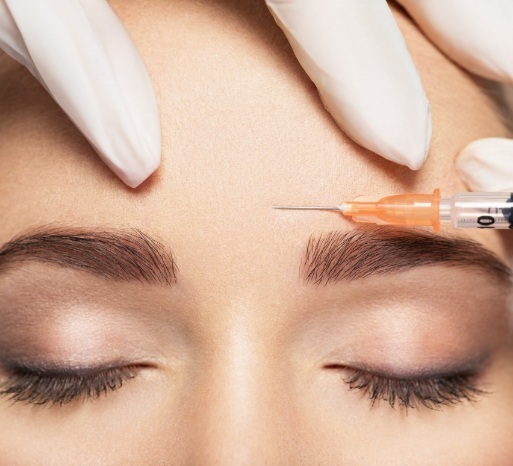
[0,0,508,268]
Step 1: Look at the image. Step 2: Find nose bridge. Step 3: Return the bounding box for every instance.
[187,312,291,465]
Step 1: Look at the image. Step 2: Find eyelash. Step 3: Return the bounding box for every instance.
[0,364,485,411]
[0,365,139,406]
[342,368,486,411]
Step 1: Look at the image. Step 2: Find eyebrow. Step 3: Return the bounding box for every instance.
[302,228,512,285]
[0,227,178,286]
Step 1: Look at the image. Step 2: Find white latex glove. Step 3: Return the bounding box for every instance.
[456,70,513,193]
[395,1,513,193]
[457,139,513,192]
[266,0,513,175]
[0,0,160,188]
[1,1,513,188]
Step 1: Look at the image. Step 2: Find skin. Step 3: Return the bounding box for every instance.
[0,1,513,464]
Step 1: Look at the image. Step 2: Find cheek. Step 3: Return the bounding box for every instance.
[0,376,175,463]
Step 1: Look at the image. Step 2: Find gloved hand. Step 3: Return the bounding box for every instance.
[266,0,513,183]
[395,1,513,193]
[457,138,513,192]
[455,90,513,263]
[1,1,512,189]
[0,0,160,188]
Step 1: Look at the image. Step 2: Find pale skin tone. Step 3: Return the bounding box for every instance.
[0,1,513,464]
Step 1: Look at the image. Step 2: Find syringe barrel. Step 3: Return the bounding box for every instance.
[440,192,513,229]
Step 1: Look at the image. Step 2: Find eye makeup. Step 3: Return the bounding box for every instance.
[341,367,485,411]
[0,361,146,406]
[0,257,509,415]
[0,263,193,361]
[287,265,512,417]
[321,356,490,412]
[0,267,193,409]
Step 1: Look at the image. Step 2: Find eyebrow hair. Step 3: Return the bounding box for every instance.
[302,228,512,286]
[0,227,178,285]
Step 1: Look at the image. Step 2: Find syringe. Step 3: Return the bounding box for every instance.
[272,189,513,231]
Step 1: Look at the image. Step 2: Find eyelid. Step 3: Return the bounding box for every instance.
[324,351,492,380]
[323,363,489,411]
[0,361,152,406]
[2,360,141,376]
[341,367,487,411]
[1,355,158,373]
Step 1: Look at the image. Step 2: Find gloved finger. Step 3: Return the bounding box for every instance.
[456,138,513,191]
[0,1,41,80]
[0,0,161,188]
[397,0,513,83]
[265,0,431,170]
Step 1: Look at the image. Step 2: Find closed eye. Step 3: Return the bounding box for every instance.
[323,363,488,412]
[0,363,149,406]
[340,367,487,411]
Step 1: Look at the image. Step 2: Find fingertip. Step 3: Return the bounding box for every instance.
[405,100,432,170]
[113,154,160,188]
[105,129,162,189]
[456,138,513,191]
[118,134,162,189]
[328,91,432,171]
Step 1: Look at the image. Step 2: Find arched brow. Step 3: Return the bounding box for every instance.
[302,227,512,286]
[0,227,178,286]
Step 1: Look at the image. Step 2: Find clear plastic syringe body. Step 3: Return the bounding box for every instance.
[439,192,513,229]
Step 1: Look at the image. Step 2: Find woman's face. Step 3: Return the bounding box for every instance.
[1,1,512,464]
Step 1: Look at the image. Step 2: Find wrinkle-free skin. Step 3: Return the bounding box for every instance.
[0,1,512,464]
